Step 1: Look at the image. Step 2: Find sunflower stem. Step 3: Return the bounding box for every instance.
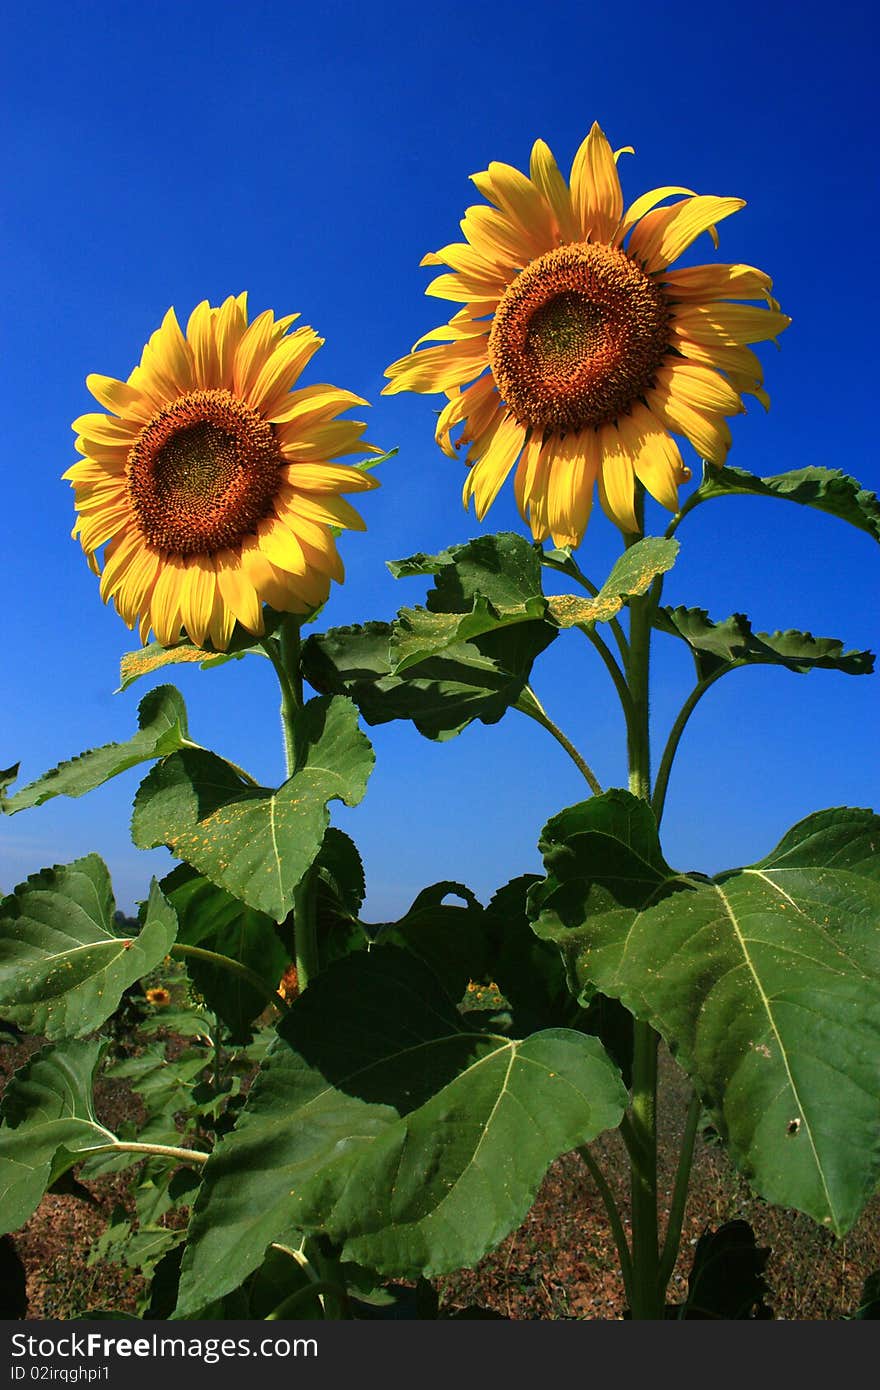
[623,495,663,1320]
[657,1090,702,1298]
[577,1145,634,1306]
[83,1141,208,1166]
[516,687,603,795]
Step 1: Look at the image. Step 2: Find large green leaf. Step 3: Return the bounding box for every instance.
[0,1040,115,1234]
[174,946,626,1313]
[695,463,880,541]
[372,882,487,1000]
[531,791,880,1235]
[2,686,190,813]
[0,859,177,1039]
[390,594,548,674]
[161,866,288,1040]
[132,695,373,922]
[656,606,874,681]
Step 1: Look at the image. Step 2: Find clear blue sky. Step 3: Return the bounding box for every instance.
[2,0,878,917]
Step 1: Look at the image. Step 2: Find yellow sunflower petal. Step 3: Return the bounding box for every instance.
[277,420,371,461]
[654,361,744,416]
[247,327,324,416]
[529,138,578,243]
[268,384,369,427]
[646,386,732,465]
[623,406,688,514]
[597,422,638,533]
[628,196,745,273]
[232,309,278,401]
[280,461,379,494]
[460,203,533,271]
[512,431,546,524]
[214,294,249,388]
[570,121,623,244]
[613,185,697,246]
[215,552,264,634]
[186,300,221,389]
[115,549,161,629]
[547,429,600,547]
[435,375,497,457]
[86,374,154,423]
[663,263,773,302]
[462,415,526,520]
[470,161,556,256]
[672,302,791,346]
[149,558,186,647]
[383,338,491,395]
[178,556,218,647]
[276,485,367,533]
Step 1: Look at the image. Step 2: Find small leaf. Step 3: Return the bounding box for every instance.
[656,607,874,681]
[698,463,880,541]
[132,696,373,922]
[531,791,880,1235]
[547,537,679,627]
[2,686,190,813]
[0,859,177,1039]
[373,882,487,1000]
[174,947,626,1313]
[0,1040,115,1234]
[161,866,288,1041]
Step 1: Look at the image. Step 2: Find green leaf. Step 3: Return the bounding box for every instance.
[2,686,190,813]
[531,791,880,1235]
[373,882,487,1001]
[117,611,296,691]
[696,463,880,541]
[105,1045,208,1119]
[161,866,288,1041]
[390,593,548,674]
[174,947,626,1313]
[0,1235,27,1318]
[674,1221,772,1320]
[656,607,874,681]
[0,1039,115,1234]
[132,695,373,922]
[547,537,679,627]
[0,859,177,1039]
[304,535,557,741]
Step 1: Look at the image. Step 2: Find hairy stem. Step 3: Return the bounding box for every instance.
[516,687,603,795]
[657,1091,702,1297]
[84,1141,208,1166]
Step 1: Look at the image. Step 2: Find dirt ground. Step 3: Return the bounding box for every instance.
[4,1039,877,1320]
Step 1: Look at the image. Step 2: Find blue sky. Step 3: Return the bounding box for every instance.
[2,0,877,918]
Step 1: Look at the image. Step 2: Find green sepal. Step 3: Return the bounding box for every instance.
[2,686,190,814]
[0,858,177,1039]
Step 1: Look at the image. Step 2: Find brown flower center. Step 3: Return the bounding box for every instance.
[488,242,670,431]
[127,389,283,555]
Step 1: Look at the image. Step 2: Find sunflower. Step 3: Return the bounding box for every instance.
[65,294,379,650]
[384,123,789,545]
[145,986,172,1007]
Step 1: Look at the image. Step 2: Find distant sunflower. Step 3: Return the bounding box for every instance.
[384,124,789,544]
[145,986,171,1007]
[66,295,379,650]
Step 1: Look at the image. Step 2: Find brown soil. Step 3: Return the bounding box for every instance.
[4,1039,877,1320]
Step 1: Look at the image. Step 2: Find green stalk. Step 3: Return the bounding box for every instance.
[577,1146,633,1305]
[657,1091,702,1297]
[651,665,734,825]
[84,1141,208,1166]
[170,943,285,1012]
[265,1279,349,1321]
[623,495,663,1320]
[516,687,603,795]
